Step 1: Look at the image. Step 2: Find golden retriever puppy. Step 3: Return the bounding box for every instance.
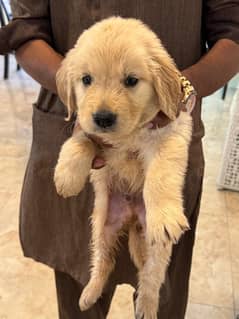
[54,16,193,319]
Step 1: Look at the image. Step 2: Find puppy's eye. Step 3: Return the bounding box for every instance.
[124,76,139,87]
[82,74,92,86]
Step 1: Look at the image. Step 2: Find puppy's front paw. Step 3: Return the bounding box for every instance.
[135,290,158,319]
[54,161,89,198]
[146,207,189,245]
[54,135,96,198]
[79,280,104,311]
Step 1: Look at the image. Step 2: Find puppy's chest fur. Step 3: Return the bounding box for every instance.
[91,127,164,195]
[104,147,145,195]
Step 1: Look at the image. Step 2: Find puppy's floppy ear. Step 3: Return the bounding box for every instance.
[149,42,182,121]
[56,57,77,121]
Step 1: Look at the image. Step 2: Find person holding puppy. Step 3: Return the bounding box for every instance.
[0,1,239,318]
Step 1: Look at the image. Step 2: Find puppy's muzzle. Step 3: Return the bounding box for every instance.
[93,110,117,129]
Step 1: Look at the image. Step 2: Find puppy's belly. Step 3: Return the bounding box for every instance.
[104,191,146,242]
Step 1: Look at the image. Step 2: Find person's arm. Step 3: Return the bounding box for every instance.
[15,39,63,94]
[16,38,239,98]
[184,0,239,98]
[182,39,239,98]
[0,0,53,56]
[0,0,62,93]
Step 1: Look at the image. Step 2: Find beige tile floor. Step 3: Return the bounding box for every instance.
[0,57,238,319]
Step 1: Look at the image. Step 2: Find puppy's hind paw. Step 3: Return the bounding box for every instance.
[135,293,158,319]
[79,280,104,311]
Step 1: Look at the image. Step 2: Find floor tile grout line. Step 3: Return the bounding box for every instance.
[190,301,234,311]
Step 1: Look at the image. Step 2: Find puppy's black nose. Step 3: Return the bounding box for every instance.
[93,110,117,128]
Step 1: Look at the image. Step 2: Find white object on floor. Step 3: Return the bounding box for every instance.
[218,88,239,191]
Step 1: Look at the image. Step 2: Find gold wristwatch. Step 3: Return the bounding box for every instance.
[180,76,197,114]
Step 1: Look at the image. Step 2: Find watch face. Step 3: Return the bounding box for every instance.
[185,94,196,114]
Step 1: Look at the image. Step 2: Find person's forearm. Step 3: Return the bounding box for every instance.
[182,39,239,98]
[16,39,63,94]
[16,38,239,98]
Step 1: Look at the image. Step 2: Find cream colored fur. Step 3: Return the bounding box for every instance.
[54,16,192,319]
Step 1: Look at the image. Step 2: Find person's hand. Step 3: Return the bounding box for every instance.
[144,110,172,129]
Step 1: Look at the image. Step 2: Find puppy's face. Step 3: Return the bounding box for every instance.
[57,17,181,142]
[72,42,158,139]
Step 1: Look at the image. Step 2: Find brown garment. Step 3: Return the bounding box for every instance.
[54,270,115,319]
[0,1,239,318]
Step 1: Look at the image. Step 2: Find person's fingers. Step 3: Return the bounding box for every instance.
[155,112,172,128]
[92,156,106,169]
[72,121,81,135]
[145,111,171,129]
[146,104,188,130]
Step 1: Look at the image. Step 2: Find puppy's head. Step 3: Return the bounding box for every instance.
[57,17,182,141]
